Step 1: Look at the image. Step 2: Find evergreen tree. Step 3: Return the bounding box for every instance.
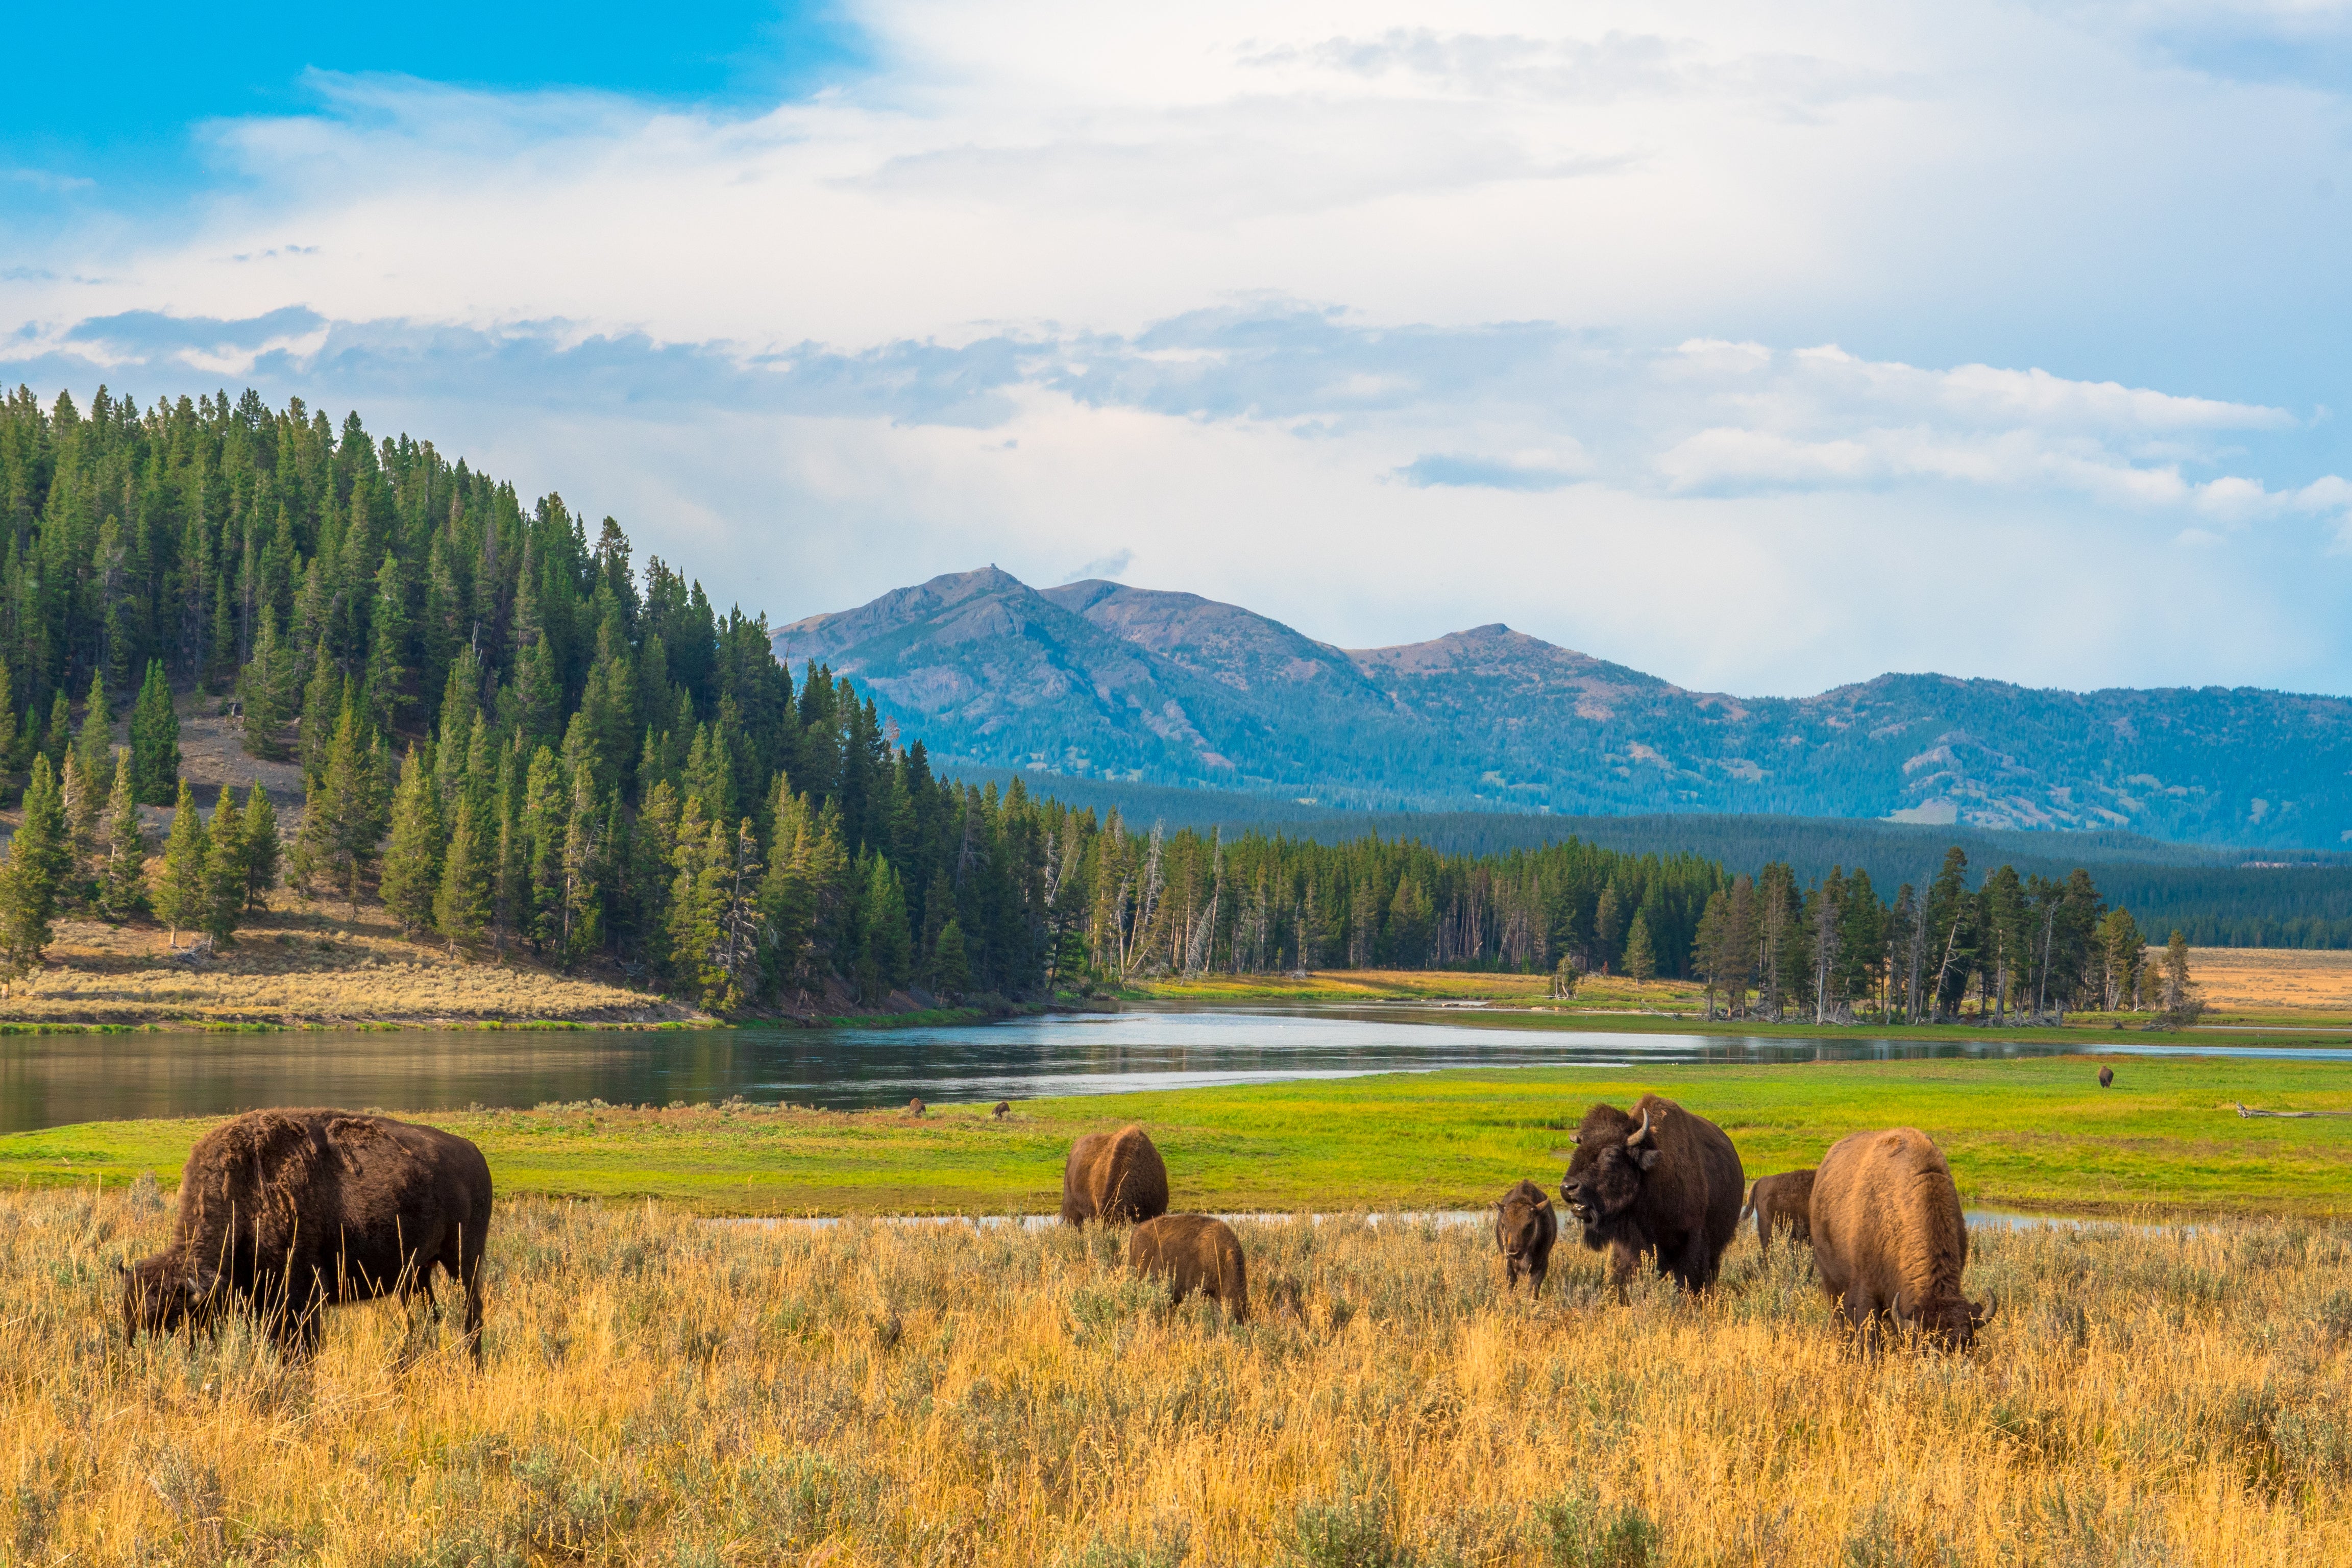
[97,752,149,922]
[361,552,410,735]
[557,772,603,968]
[434,797,493,957]
[73,671,112,790]
[39,691,69,773]
[860,853,912,999]
[0,655,17,776]
[237,614,297,760]
[298,649,343,787]
[2160,929,2203,1025]
[1623,909,1656,985]
[380,744,444,937]
[128,660,180,805]
[203,791,246,944]
[58,748,99,912]
[238,785,282,912]
[154,780,211,946]
[299,694,388,915]
[0,755,71,985]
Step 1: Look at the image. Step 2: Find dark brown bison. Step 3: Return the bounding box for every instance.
[2098,1065,2114,1088]
[1127,1214,1247,1320]
[1741,1169,1816,1252]
[1559,1094,1743,1292]
[908,1097,927,1117]
[1809,1126,1995,1351]
[993,1100,1011,1119]
[1060,1125,1170,1226]
[120,1110,493,1362]
[1493,1179,1558,1294]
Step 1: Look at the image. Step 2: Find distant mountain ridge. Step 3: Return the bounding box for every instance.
[771,568,2352,849]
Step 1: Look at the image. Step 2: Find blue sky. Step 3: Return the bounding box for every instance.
[8,1,2352,697]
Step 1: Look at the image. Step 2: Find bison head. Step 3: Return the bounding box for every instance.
[1559,1102,1660,1248]
[1494,1188,1551,1259]
[1917,1293,1999,1351]
[118,1257,221,1343]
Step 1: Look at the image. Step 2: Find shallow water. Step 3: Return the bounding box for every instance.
[3,1003,2342,1134]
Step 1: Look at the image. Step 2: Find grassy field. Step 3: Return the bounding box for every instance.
[8,1056,2347,1217]
[3,1187,2346,1564]
[2191,946,2352,1024]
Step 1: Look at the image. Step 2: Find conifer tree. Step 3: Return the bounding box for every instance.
[298,650,343,787]
[0,655,17,776]
[299,694,387,915]
[933,916,968,999]
[0,755,71,985]
[238,785,281,911]
[154,780,211,947]
[59,748,99,912]
[380,744,444,937]
[557,772,603,968]
[434,797,492,958]
[237,614,296,760]
[1623,909,1656,985]
[97,752,149,922]
[73,671,112,790]
[39,690,69,772]
[519,745,567,951]
[129,660,180,805]
[361,552,410,735]
[203,791,245,944]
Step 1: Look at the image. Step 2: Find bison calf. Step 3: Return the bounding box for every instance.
[1493,1179,1558,1294]
[1061,1125,1170,1226]
[1741,1169,1816,1253]
[1128,1214,1247,1320]
[1809,1127,1995,1351]
[1559,1094,1744,1293]
[120,1109,493,1362]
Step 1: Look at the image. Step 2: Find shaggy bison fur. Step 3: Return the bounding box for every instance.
[1559,1094,1743,1292]
[1741,1169,1817,1252]
[2098,1066,2114,1088]
[1493,1179,1558,1294]
[1060,1125,1170,1226]
[1809,1126,1995,1351]
[120,1109,493,1361]
[1127,1214,1247,1320]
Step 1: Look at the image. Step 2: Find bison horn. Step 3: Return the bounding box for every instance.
[1625,1107,1653,1147]
[1973,1297,1999,1326]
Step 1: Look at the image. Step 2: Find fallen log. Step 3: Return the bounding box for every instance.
[2235,1102,2352,1119]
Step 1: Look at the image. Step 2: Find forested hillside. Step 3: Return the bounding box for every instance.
[777,568,2352,849]
[0,387,2219,1018]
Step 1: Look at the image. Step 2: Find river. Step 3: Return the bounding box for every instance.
[4,1004,2344,1133]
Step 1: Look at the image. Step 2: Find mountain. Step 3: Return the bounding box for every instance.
[771,569,2352,849]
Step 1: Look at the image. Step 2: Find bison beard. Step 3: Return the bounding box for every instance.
[1558,1094,1743,1293]
[1808,1126,1995,1351]
[118,1109,493,1362]
[1060,1125,1171,1227]
[1493,1178,1558,1295]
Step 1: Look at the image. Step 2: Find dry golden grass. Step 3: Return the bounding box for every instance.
[5,1186,2347,1564]
[2,900,696,1027]
[1132,968,1708,1011]
[2189,947,2352,1019]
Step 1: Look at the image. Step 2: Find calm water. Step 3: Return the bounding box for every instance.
[3,1004,2346,1134]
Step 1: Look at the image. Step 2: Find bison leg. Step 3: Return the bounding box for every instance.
[453,1221,488,1366]
[1607,1240,1644,1297]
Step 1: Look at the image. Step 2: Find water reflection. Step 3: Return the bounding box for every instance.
[2,1004,2342,1134]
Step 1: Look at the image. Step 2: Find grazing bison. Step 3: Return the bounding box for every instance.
[1493,1179,1559,1295]
[119,1109,493,1362]
[1128,1214,1248,1320]
[1809,1126,1995,1351]
[908,1097,927,1117]
[1741,1169,1817,1252]
[993,1100,1011,1120]
[1559,1094,1743,1293]
[1060,1125,1170,1226]
[2098,1066,2114,1089]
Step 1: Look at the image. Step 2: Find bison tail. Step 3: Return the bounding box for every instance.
[1738,1184,1756,1223]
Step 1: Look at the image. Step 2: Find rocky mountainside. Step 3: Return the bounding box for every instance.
[771,568,2352,848]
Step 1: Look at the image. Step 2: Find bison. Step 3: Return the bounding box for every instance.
[1127,1214,1247,1320]
[1809,1126,1995,1351]
[1060,1124,1170,1226]
[1493,1179,1558,1294]
[1741,1168,1817,1252]
[1558,1094,1743,1293]
[2098,1065,2114,1089]
[993,1100,1011,1120]
[119,1109,493,1362]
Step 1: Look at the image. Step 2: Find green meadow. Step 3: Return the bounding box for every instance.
[4,1055,2346,1218]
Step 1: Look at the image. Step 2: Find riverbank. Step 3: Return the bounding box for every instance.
[9,1056,2346,1217]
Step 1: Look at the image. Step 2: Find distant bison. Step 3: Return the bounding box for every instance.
[1741,1169,1817,1253]
[120,1109,492,1361]
[1061,1125,1170,1226]
[1493,1179,1558,1295]
[908,1097,927,1117]
[1128,1214,1247,1320]
[1559,1094,1743,1293]
[2098,1066,2114,1089]
[993,1100,1011,1119]
[1809,1126,1995,1351]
